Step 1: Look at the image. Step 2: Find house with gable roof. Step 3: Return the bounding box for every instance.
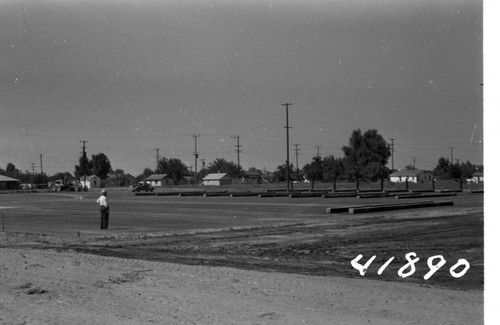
[0,175,20,190]
[145,174,173,187]
[202,173,233,186]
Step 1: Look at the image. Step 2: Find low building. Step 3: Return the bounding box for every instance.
[145,174,173,187]
[202,173,233,186]
[467,171,484,184]
[105,173,137,187]
[0,175,20,190]
[81,175,101,189]
[389,169,433,183]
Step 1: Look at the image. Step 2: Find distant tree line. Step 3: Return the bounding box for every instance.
[298,129,391,190]
[298,130,482,188]
[432,157,481,180]
[1,128,483,187]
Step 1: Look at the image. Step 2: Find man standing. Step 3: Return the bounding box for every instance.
[96,189,110,229]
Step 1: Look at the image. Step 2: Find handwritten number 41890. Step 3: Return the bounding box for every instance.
[351,253,470,280]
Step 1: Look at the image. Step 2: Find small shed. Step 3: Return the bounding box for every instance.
[145,174,172,187]
[0,175,21,190]
[81,175,101,189]
[389,169,433,183]
[202,173,232,186]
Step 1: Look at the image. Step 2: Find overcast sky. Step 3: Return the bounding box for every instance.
[1,0,483,176]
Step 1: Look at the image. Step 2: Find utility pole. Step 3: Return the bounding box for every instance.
[30,163,36,174]
[411,156,417,169]
[449,147,454,164]
[389,138,395,171]
[154,148,160,173]
[193,134,200,186]
[40,154,43,174]
[282,103,293,191]
[80,140,88,154]
[315,146,321,158]
[293,144,300,181]
[80,140,88,188]
[231,135,242,173]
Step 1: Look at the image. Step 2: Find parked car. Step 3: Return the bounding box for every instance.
[49,180,84,192]
[130,183,154,192]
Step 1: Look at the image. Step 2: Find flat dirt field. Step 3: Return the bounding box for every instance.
[0,189,484,324]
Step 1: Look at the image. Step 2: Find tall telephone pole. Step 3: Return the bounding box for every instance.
[449,147,454,164]
[154,148,160,172]
[282,103,293,191]
[193,134,200,186]
[80,140,88,153]
[389,138,395,171]
[231,135,242,173]
[293,144,300,181]
[80,140,88,187]
[40,154,43,174]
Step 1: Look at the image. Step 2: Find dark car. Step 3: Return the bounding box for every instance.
[131,183,154,192]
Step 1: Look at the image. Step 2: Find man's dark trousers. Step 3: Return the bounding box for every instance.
[100,206,109,229]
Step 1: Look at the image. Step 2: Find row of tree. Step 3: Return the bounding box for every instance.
[2,129,482,187]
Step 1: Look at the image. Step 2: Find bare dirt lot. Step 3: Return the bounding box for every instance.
[0,190,484,324]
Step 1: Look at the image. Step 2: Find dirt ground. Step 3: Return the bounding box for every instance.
[0,203,484,324]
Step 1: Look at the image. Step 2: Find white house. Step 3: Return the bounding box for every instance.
[202,173,232,186]
[389,169,433,183]
[145,174,172,187]
[81,175,101,189]
[467,171,484,184]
